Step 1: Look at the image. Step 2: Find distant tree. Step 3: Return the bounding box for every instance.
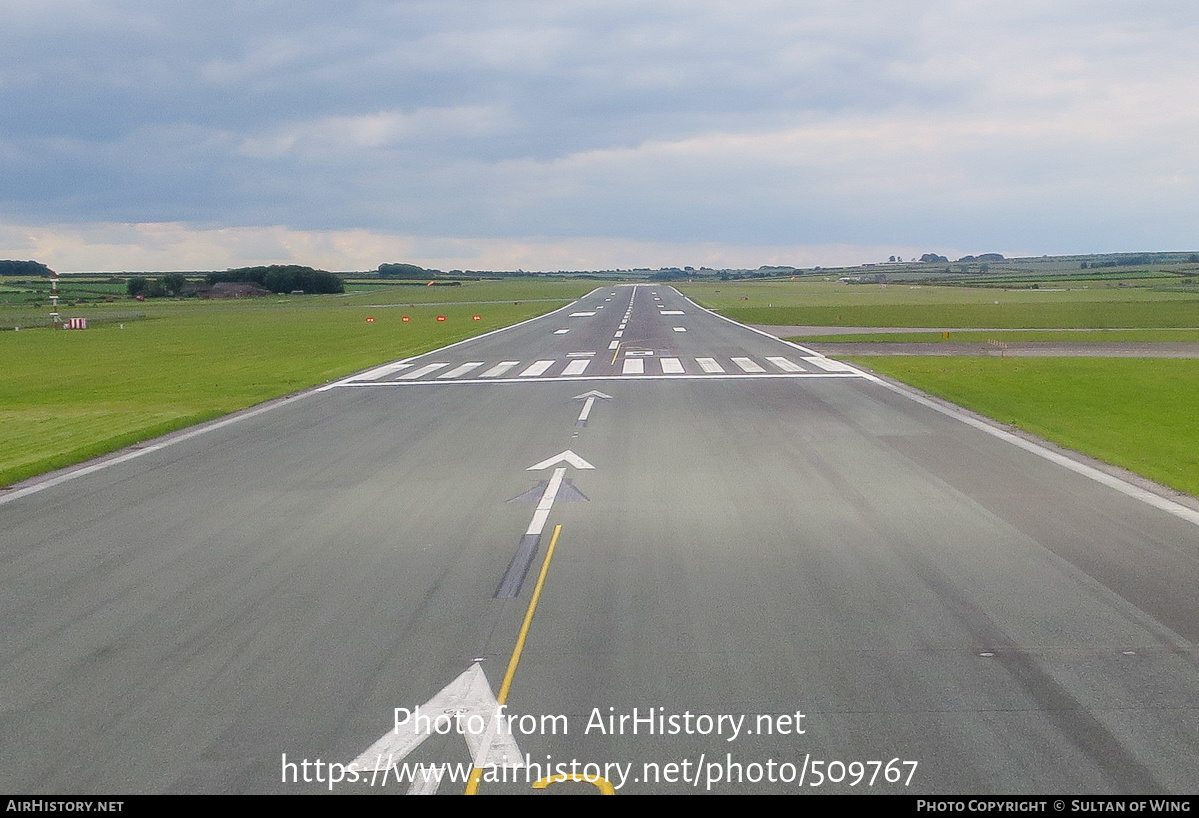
[0,260,54,277]
[127,277,148,297]
[1188,254,1198,263]
[209,265,343,294]
[162,273,186,296]
[378,263,429,279]
[1080,261,1089,269]
[888,255,896,262]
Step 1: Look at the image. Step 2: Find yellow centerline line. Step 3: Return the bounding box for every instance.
[465,524,564,795]
[610,342,623,366]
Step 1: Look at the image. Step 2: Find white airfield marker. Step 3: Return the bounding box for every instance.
[398,363,450,379]
[437,362,485,379]
[527,450,596,471]
[766,356,805,372]
[661,358,685,374]
[696,357,725,373]
[622,359,644,374]
[350,663,523,795]
[355,362,414,380]
[569,311,597,317]
[479,361,520,378]
[572,389,611,423]
[518,360,555,377]
[562,359,590,375]
[802,356,857,372]
[732,357,766,373]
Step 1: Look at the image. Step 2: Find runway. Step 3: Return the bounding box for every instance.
[1,285,1196,794]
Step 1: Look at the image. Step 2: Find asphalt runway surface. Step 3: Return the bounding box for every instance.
[1,285,1197,795]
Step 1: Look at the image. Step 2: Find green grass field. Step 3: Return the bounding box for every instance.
[679,280,1199,328]
[848,357,1199,498]
[797,329,1199,343]
[0,280,591,487]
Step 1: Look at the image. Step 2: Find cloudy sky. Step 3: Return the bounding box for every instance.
[1,1,1196,272]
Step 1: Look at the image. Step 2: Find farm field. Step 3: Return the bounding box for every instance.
[0,279,591,487]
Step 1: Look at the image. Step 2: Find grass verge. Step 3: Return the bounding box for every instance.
[797,329,1199,343]
[847,356,1199,498]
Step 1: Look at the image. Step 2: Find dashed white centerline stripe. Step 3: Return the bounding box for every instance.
[562,359,590,375]
[519,360,555,377]
[732,357,766,373]
[622,359,644,375]
[673,327,686,332]
[614,330,623,338]
[696,357,725,374]
[398,363,450,379]
[479,361,520,378]
[660,310,684,315]
[802,356,857,372]
[766,357,805,373]
[553,328,570,334]
[437,362,485,379]
[569,311,596,317]
[608,341,620,350]
[661,358,685,374]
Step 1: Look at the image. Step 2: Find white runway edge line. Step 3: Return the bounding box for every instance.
[1,291,604,506]
[0,396,310,507]
[673,286,1199,530]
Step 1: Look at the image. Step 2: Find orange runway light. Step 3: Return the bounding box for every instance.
[402,316,410,322]
[437,315,446,321]
[473,315,481,321]
[366,317,375,323]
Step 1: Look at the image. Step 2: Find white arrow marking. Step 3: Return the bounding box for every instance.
[526,450,596,471]
[526,467,566,536]
[577,397,596,422]
[351,662,523,792]
[571,390,612,400]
